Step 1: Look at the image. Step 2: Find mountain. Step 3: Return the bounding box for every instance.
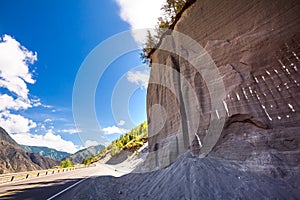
[68,144,105,164]
[0,127,59,174]
[21,145,70,161]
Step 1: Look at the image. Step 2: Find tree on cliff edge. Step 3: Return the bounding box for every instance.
[141,0,187,63]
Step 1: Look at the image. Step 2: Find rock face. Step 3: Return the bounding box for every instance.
[0,127,59,174]
[147,0,300,181]
[57,2,300,198]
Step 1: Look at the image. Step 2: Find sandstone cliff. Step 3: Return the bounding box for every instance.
[147,0,300,181]
[63,1,300,199]
[0,127,59,174]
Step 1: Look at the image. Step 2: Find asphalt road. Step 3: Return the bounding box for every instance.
[0,163,125,200]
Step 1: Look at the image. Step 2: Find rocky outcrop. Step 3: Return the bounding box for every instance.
[0,127,59,174]
[147,0,300,181]
[56,1,300,199]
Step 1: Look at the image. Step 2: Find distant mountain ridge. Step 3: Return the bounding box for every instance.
[0,127,59,174]
[21,145,70,161]
[67,144,105,164]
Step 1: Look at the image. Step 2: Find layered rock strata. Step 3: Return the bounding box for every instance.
[146,0,300,180]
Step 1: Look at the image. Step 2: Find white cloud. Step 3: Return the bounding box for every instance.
[127,70,150,89]
[115,0,164,29]
[0,111,36,133]
[118,120,125,126]
[0,34,38,135]
[10,129,82,154]
[0,34,37,101]
[115,0,165,43]
[44,118,52,123]
[102,126,128,135]
[84,140,99,148]
[0,94,31,111]
[31,99,52,108]
[57,128,81,135]
[0,34,83,154]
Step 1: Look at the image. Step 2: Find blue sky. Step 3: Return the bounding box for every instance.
[0,0,165,153]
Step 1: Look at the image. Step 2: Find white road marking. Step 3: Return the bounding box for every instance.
[46,177,88,200]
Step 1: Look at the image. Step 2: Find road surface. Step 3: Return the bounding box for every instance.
[0,163,125,200]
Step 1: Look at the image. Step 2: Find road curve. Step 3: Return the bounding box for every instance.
[0,163,125,200]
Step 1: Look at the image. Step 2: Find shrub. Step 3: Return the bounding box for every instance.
[60,158,73,168]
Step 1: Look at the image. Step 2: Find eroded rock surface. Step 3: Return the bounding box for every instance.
[63,1,300,199]
[147,0,300,181]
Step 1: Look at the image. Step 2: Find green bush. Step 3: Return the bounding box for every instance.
[82,158,91,166]
[60,158,73,168]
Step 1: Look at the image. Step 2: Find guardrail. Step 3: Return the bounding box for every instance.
[0,164,96,184]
